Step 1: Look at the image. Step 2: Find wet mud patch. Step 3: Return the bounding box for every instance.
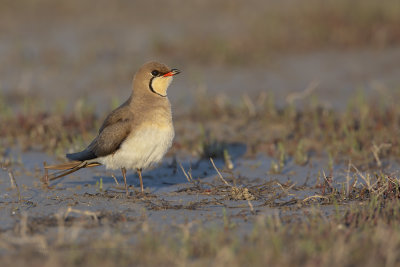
[15,210,135,235]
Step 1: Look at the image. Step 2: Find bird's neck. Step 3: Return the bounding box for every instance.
[130,90,170,110]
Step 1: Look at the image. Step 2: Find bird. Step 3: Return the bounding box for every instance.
[43,61,180,196]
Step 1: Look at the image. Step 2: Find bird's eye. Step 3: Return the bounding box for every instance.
[151,70,159,76]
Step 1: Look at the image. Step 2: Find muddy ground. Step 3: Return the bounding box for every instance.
[1,144,398,244]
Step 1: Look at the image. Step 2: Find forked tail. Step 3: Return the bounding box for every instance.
[42,161,101,183]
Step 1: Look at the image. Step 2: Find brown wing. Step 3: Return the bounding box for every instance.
[98,100,132,132]
[66,105,133,161]
[89,105,133,157]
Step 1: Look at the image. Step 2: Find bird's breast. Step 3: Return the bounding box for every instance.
[98,123,174,170]
[126,123,175,151]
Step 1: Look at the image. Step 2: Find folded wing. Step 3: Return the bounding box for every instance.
[66,105,133,161]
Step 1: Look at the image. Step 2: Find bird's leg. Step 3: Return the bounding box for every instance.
[121,167,129,197]
[137,168,144,193]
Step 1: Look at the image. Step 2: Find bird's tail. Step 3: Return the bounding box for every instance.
[42,161,101,183]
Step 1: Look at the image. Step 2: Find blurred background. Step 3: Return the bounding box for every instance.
[1,0,400,111]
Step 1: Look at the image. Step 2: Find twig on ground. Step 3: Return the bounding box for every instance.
[303,195,330,202]
[371,142,392,167]
[179,162,193,183]
[111,173,119,185]
[210,158,256,201]
[64,207,99,223]
[210,158,230,186]
[1,164,22,204]
[286,80,320,105]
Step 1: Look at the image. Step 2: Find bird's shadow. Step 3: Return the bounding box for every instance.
[63,142,247,193]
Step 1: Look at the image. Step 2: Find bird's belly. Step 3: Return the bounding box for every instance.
[98,126,174,170]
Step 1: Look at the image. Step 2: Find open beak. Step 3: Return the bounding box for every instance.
[163,69,181,77]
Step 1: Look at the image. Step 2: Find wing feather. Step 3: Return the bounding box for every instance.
[66,104,134,161]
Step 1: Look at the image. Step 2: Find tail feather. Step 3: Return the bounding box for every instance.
[42,161,101,183]
[66,149,97,161]
[44,161,83,170]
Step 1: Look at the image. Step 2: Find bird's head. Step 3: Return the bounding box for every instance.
[133,61,180,97]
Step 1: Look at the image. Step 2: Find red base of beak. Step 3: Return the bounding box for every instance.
[163,69,181,77]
